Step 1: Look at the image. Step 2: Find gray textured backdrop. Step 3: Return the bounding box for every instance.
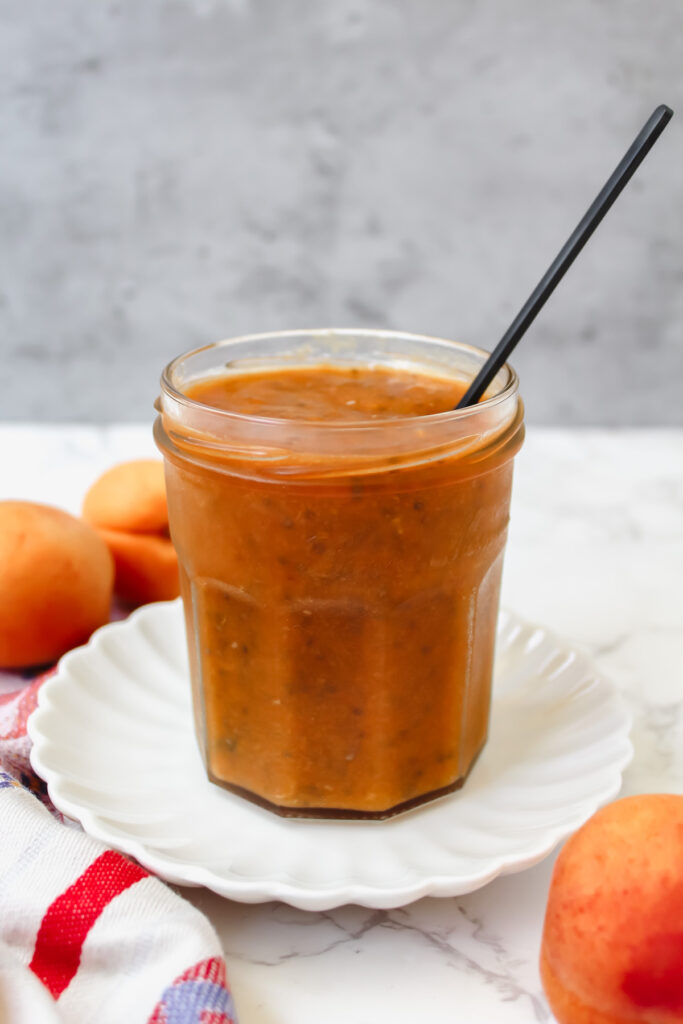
[2,0,682,424]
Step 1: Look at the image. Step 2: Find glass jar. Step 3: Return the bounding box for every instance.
[155,329,524,818]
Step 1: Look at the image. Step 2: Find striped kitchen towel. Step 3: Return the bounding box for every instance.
[0,674,237,1024]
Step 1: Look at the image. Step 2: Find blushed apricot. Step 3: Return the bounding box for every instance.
[96,528,179,605]
[0,501,114,667]
[540,793,683,1024]
[82,460,169,534]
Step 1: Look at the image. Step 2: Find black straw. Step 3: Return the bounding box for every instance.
[456,104,674,409]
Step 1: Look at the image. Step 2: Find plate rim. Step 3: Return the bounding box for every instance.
[28,600,634,911]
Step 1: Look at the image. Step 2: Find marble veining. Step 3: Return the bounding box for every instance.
[2,425,682,1023]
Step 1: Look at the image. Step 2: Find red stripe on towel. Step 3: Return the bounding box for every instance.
[30,850,147,998]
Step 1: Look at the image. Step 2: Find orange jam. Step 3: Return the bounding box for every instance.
[157,352,523,818]
[189,364,471,420]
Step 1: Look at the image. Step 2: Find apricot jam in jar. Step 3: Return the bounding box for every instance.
[155,330,524,819]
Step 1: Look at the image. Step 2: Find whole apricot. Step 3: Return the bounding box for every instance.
[97,527,179,606]
[82,459,168,534]
[540,793,683,1023]
[0,501,114,667]
[82,459,180,606]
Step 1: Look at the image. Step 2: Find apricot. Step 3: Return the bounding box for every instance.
[82,459,168,534]
[82,459,179,606]
[0,501,114,667]
[97,528,179,606]
[540,794,683,1024]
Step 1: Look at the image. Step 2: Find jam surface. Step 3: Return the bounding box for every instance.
[186,363,470,420]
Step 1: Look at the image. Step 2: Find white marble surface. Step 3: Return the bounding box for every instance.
[2,425,683,1022]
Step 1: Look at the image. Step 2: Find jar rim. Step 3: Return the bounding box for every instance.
[159,328,520,431]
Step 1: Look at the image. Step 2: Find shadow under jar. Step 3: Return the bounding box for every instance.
[155,330,524,819]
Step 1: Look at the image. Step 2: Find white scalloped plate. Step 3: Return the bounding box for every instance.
[28,600,632,911]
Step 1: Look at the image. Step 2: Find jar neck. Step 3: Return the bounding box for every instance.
[156,331,524,481]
